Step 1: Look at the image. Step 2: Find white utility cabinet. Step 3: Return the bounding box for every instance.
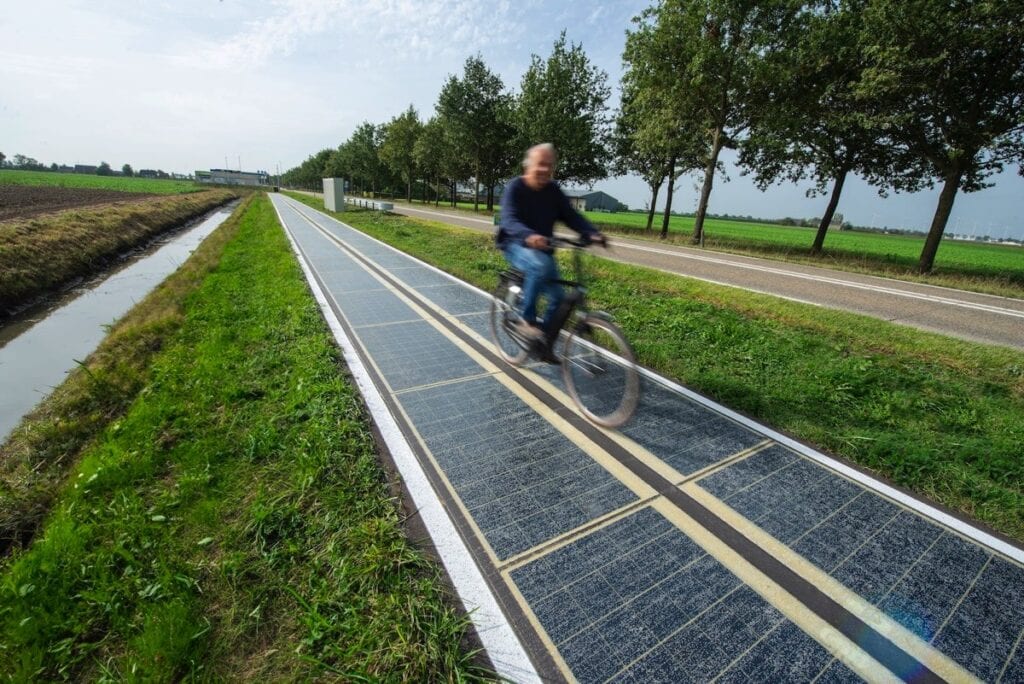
[322,178,345,212]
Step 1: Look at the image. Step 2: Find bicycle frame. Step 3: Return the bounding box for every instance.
[542,237,598,339]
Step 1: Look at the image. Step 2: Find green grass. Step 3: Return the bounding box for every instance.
[385,197,1024,297]
[287,191,1024,543]
[0,169,202,194]
[0,194,486,681]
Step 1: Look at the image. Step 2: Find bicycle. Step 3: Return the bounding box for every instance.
[489,236,641,428]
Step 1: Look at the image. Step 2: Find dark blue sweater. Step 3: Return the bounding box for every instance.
[497,177,597,248]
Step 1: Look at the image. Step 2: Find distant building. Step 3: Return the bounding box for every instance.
[138,169,158,178]
[74,164,97,174]
[197,168,270,186]
[562,189,625,212]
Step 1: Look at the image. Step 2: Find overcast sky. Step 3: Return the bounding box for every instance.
[2,1,1021,239]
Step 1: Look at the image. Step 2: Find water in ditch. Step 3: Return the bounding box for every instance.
[0,202,238,442]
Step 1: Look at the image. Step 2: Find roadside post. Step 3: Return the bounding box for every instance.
[322,178,345,212]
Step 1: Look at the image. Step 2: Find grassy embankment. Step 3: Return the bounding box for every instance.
[289,192,1024,543]
[0,194,484,681]
[0,189,237,315]
[387,198,1024,298]
[0,169,202,194]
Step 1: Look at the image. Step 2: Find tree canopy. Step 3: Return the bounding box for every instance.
[379,105,423,202]
[515,31,612,187]
[437,55,517,210]
[856,0,1024,272]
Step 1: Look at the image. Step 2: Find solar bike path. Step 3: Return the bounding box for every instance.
[270,195,1024,684]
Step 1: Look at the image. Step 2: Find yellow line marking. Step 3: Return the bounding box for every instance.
[998,628,1024,683]
[391,371,498,396]
[498,496,657,572]
[676,440,773,485]
[681,483,981,684]
[499,566,580,683]
[935,555,991,649]
[351,317,425,329]
[649,497,901,683]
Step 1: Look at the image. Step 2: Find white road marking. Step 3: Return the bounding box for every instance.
[397,204,493,225]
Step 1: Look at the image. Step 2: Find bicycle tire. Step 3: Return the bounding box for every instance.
[561,315,640,427]
[490,288,530,366]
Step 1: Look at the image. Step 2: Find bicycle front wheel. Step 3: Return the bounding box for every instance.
[561,315,640,428]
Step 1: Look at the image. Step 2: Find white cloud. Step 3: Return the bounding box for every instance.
[190,0,521,70]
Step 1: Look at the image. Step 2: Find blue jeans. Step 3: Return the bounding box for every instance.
[503,242,564,328]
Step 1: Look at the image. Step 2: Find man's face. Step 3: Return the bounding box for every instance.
[525,148,554,188]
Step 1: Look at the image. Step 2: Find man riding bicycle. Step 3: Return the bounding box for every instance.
[497,143,607,361]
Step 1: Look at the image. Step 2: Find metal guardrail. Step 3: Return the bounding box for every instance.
[345,197,394,211]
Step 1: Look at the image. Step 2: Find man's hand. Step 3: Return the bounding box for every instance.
[525,234,549,249]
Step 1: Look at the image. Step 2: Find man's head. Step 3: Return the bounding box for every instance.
[523,143,556,190]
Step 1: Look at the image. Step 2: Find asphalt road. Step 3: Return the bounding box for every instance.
[390,202,1024,351]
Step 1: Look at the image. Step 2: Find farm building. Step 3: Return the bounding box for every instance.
[196,169,270,186]
[561,189,625,212]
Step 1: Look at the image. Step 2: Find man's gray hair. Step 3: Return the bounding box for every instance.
[522,142,557,170]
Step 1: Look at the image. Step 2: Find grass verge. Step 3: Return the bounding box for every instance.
[0,193,485,681]
[0,189,237,315]
[288,191,1024,543]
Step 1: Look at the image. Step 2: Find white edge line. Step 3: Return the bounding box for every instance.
[286,195,1024,567]
[271,197,541,683]
[394,203,495,226]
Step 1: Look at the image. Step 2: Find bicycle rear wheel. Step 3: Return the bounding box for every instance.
[561,315,640,427]
[490,288,530,366]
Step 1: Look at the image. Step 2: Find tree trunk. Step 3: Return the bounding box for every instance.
[646,178,664,232]
[660,157,677,240]
[406,176,412,203]
[693,126,724,243]
[811,168,848,255]
[451,179,456,207]
[473,160,480,211]
[919,166,964,274]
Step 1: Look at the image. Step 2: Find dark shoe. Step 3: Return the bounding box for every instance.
[538,344,561,365]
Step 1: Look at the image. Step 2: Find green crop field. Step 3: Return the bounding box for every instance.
[0,169,201,194]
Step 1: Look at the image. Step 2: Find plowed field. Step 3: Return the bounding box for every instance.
[0,185,155,222]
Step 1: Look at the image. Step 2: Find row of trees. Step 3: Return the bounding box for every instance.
[285,1,1023,273]
[284,33,613,213]
[1,152,137,177]
[619,0,1023,272]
